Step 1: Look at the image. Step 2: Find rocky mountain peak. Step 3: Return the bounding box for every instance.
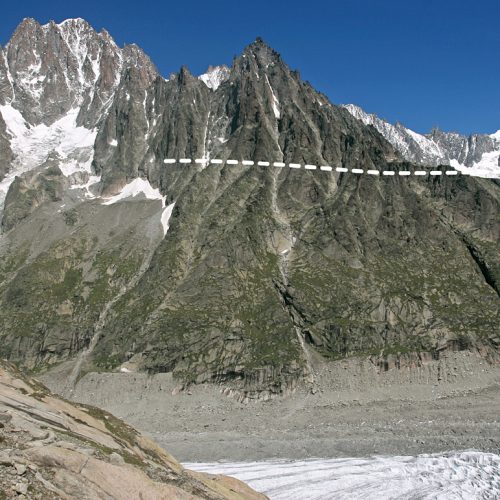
[8,17,99,64]
[8,17,40,39]
[178,64,195,82]
[242,37,282,68]
[0,17,157,128]
[2,18,114,125]
[121,43,158,87]
[247,36,277,53]
[57,17,92,29]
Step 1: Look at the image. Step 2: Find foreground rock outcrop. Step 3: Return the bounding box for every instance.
[0,360,266,499]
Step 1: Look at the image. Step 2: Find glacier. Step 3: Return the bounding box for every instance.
[0,105,97,207]
[186,451,500,500]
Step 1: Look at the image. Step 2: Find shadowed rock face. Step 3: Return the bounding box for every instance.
[0,112,12,180]
[0,359,267,499]
[0,19,498,400]
[2,157,69,231]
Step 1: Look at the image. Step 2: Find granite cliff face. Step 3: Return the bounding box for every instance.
[0,19,498,400]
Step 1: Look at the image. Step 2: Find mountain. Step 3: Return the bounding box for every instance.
[0,19,498,401]
[0,359,265,499]
[344,104,500,178]
[0,17,157,208]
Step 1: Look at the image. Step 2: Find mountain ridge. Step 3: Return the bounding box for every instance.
[343,104,500,178]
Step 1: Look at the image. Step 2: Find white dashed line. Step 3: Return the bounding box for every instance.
[161,158,464,178]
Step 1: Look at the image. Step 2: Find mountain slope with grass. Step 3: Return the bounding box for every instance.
[0,19,498,400]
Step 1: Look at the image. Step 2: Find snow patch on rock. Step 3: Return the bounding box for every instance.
[161,202,175,236]
[102,178,175,236]
[69,175,101,199]
[102,178,163,205]
[449,152,500,178]
[198,65,230,91]
[0,105,97,207]
[468,151,500,178]
[265,75,280,119]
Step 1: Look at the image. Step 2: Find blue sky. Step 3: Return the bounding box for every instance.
[1,0,499,135]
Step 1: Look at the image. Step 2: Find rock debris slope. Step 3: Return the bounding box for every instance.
[0,359,266,499]
[0,19,498,401]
